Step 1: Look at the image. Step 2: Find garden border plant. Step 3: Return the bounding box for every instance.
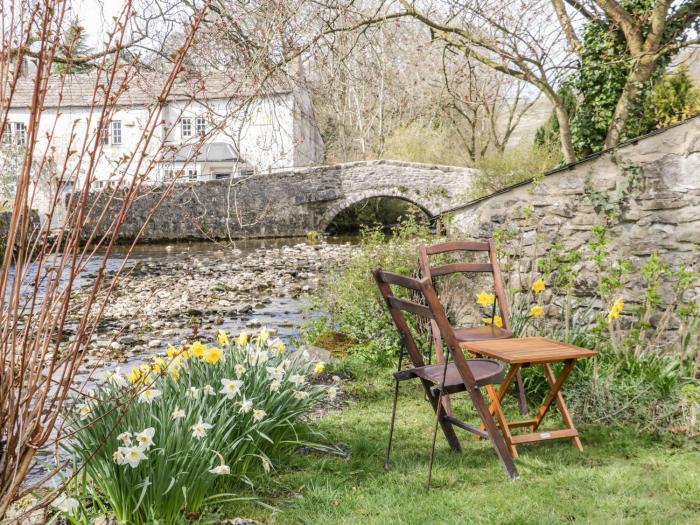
[59,329,339,525]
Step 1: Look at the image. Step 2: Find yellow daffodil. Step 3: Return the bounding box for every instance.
[482,315,504,328]
[151,357,167,374]
[237,332,249,347]
[166,345,180,359]
[128,366,147,385]
[530,305,544,318]
[216,330,229,346]
[476,291,496,307]
[532,279,546,293]
[607,298,624,322]
[190,341,207,358]
[314,361,326,375]
[169,366,181,381]
[203,346,223,364]
[270,339,286,354]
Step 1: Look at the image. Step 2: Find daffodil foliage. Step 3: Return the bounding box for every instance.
[64,330,337,524]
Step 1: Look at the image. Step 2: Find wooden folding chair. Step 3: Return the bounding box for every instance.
[373,268,519,482]
[418,240,528,415]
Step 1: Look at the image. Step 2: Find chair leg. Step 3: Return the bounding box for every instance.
[385,378,401,470]
[426,390,444,489]
[515,370,529,415]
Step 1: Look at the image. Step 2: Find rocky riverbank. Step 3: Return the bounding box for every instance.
[68,240,357,375]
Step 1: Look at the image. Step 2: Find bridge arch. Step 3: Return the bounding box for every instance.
[317,189,437,232]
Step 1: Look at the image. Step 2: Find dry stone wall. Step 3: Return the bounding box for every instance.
[450,117,700,309]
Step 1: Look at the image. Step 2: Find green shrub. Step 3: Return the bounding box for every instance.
[469,144,561,199]
[63,330,335,525]
[303,217,437,366]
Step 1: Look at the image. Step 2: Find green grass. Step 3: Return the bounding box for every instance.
[217,374,700,525]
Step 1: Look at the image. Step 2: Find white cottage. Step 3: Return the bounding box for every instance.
[5,69,324,195]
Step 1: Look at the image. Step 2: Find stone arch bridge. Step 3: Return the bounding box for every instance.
[92,160,476,241]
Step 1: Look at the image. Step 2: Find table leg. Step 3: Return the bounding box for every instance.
[486,384,518,458]
[532,359,576,432]
[478,364,521,438]
[542,362,583,451]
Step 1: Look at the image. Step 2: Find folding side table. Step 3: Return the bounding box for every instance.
[461,336,597,458]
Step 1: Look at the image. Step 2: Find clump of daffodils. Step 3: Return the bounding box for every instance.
[66,328,338,524]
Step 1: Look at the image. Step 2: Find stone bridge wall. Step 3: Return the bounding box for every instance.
[83,160,476,242]
[449,116,700,308]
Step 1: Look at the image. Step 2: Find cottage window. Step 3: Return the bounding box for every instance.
[14,123,26,146]
[102,121,121,145]
[111,121,122,145]
[181,118,192,138]
[195,117,206,135]
[3,122,27,145]
[187,168,197,181]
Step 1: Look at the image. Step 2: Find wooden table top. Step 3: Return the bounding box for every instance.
[461,336,597,364]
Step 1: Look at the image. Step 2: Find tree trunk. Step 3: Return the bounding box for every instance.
[554,103,576,163]
[604,57,657,148]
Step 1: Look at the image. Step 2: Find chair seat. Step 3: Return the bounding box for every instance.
[454,325,512,342]
[408,359,505,393]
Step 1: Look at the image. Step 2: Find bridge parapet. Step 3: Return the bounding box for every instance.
[81,159,476,241]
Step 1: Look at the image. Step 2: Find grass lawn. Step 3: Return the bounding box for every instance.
[221,374,700,525]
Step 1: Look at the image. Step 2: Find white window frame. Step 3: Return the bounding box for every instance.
[195,116,206,136]
[110,121,122,145]
[186,167,197,181]
[180,118,192,139]
[14,123,26,146]
[3,122,27,145]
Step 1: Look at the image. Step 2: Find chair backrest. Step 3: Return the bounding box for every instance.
[418,240,511,331]
[372,268,480,388]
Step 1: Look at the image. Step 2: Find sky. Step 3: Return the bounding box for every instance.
[72,0,125,49]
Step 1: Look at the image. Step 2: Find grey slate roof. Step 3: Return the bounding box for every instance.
[162,142,239,163]
[8,69,292,109]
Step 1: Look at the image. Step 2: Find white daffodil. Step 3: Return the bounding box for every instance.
[122,446,147,468]
[252,409,267,422]
[116,431,132,445]
[289,374,306,386]
[113,449,126,465]
[234,364,247,377]
[256,327,271,346]
[328,386,339,401]
[266,366,285,381]
[138,388,161,404]
[269,380,281,392]
[239,397,253,414]
[186,386,199,398]
[172,407,186,420]
[77,403,91,420]
[106,367,128,387]
[203,384,216,396]
[293,390,310,400]
[220,378,243,399]
[262,457,272,473]
[52,494,80,515]
[135,427,155,450]
[248,351,269,366]
[209,464,231,475]
[190,418,213,439]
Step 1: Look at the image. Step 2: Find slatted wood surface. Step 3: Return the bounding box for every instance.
[462,336,597,364]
